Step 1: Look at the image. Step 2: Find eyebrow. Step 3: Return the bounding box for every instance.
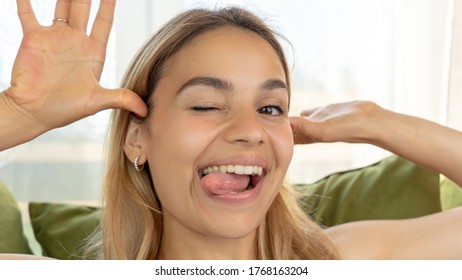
[260,79,287,90]
[176,76,288,95]
[177,76,232,95]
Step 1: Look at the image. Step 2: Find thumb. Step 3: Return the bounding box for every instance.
[94,87,148,118]
[289,116,319,145]
[289,116,306,135]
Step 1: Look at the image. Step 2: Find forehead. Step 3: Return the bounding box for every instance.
[163,26,286,82]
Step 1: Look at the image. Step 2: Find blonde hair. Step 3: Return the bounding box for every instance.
[91,7,339,260]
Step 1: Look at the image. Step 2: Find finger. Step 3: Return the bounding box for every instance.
[53,0,71,25]
[289,117,307,135]
[300,107,320,117]
[94,88,149,118]
[90,0,115,46]
[16,0,40,33]
[69,0,92,32]
[289,117,309,144]
[289,116,321,144]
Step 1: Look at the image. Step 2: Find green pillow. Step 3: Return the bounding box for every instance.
[296,155,441,227]
[29,202,100,260]
[0,181,32,254]
[440,175,462,210]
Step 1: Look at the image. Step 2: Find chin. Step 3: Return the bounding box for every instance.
[208,225,258,241]
[200,208,268,241]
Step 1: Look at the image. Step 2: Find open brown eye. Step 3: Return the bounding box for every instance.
[258,105,284,116]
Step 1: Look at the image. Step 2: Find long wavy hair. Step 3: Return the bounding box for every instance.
[89,7,339,260]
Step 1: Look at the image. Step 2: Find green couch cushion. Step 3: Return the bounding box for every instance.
[29,202,100,260]
[296,155,442,227]
[440,175,462,210]
[0,181,32,254]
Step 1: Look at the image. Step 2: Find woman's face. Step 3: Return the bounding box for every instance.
[140,27,293,243]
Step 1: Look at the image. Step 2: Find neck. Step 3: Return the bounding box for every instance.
[158,219,258,260]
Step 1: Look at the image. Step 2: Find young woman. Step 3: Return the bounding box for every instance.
[1,0,461,259]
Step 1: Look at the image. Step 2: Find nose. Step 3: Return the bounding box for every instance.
[223,108,266,146]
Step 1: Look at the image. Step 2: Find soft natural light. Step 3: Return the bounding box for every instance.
[0,0,455,203]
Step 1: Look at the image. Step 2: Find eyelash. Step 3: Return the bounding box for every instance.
[190,106,219,112]
[191,105,285,116]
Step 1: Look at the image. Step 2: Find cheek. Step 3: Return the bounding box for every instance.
[269,123,294,170]
[154,117,217,159]
[145,116,218,188]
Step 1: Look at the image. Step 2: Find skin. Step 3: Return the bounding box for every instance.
[0,0,147,151]
[291,101,462,259]
[125,27,294,259]
[1,0,462,260]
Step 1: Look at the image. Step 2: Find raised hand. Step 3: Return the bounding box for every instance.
[289,101,382,145]
[2,0,147,138]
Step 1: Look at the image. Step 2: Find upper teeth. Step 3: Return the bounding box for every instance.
[201,165,263,176]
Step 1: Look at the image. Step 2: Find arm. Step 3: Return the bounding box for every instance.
[369,106,462,187]
[326,206,462,259]
[0,0,147,151]
[290,101,462,259]
[0,254,54,260]
[290,101,462,187]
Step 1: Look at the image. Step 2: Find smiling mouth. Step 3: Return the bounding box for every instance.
[201,164,263,177]
[199,165,264,194]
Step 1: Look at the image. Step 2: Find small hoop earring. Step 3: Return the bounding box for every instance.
[134,156,144,172]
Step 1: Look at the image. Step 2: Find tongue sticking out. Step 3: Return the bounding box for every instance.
[200,173,251,195]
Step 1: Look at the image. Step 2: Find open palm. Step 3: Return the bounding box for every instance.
[6,0,147,131]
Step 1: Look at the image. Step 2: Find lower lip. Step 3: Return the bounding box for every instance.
[203,178,264,204]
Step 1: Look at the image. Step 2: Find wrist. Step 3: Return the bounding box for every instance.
[0,90,47,149]
[365,104,411,151]
[353,101,388,144]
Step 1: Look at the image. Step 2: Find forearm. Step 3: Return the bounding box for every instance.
[327,206,462,259]
[0,91,46,151]
[370,107,462,186]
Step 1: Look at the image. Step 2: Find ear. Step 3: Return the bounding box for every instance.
[124,121,147,165]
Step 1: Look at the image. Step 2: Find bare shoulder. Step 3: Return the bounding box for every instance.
[0,254,54,260]
[325,207,462,259]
